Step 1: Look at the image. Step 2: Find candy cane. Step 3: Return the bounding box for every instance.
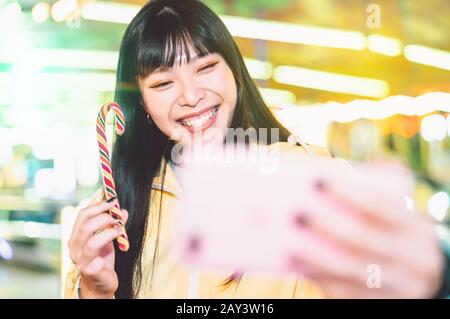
[96,102,129,252]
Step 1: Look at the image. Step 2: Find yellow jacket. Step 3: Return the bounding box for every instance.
[64,142,332,298]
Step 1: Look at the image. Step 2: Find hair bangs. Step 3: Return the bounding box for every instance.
[136,6,213,79]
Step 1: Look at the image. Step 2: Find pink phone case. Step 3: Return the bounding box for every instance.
[172,144,413,276]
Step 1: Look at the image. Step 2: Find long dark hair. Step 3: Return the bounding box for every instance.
[111,0,292,298]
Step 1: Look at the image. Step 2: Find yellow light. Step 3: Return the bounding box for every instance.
[367,34,402,56]
[273,66,390,98]
[243,58,272,80]
[404,45,450,71]
[32,2,50,23]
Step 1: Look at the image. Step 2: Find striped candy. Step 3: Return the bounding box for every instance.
[96,102,129,252]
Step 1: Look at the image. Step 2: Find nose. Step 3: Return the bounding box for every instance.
[177,78,206,108]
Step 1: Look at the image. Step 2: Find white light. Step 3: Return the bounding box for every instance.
[74,129,101,189]
[32,2,50,23]
[81,1,139,24]
[80,1,366,51]
[32,142,55,160]
[0,140,13,165]
[34,168,55,198]
[0,238,13,260]
[0,6,23,42]
[275,106,330,147]
[421,114,447,142]
[23,222,42,238]
[258,88,296,107]
[1,2,22,18]
[415,92,450,115]
[404,195,414,212]
[51,0,77,22]
[273,66,390,98]
[428,192,449,221]
[222,15,366,50]
[448,116,450,137]
[53,151,77,198]
[0,72,116,92]
[367,34,402,56]
[61,206,76,216]
[23,222,60,239]
[404,45,450,71]
[0,48,118,70]
[244,58,272,80]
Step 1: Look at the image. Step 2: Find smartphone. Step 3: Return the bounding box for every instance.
[171,144,413,276]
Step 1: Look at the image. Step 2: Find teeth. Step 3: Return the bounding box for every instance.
[180,106,218,128]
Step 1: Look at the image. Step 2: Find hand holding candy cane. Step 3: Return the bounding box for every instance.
[96,102,130,252]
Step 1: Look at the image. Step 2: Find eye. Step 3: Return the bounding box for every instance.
[152,81,172,89]
[199,61,218,72]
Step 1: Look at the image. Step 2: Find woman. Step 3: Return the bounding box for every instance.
[65,0,446,299]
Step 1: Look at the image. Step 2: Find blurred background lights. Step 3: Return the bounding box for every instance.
[447,115,450,137]
[273,66,390,98]
[427,192,449,222]
[404,44,450,71]
[34,168,55,198]
[0,142,13,166]
[420,114,448,142]
[367,34,402,57]
[0,2,22,19]
[23,222,42,238]
[243,58,273,80]
[404,196,414,212]
[51,0,78,22]
[32,2,51,23]
[0,238,13,261]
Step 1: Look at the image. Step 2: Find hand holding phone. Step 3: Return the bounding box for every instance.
[172,144,414,277]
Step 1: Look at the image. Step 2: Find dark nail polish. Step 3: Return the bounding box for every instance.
[106,196,117,203]
[293,213,309,226]
[314,179,326,192]
[187,234,201,252]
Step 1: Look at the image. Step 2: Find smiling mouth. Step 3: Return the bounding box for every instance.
[176,105,220,130]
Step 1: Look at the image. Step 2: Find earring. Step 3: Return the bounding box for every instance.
[146,114,153,125]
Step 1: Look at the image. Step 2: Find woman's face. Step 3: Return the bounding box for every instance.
[138,46,237,146]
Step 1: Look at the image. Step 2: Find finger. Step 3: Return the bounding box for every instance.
[317,161,412,226]
[80,227,121,266]
[288,228,372,285]
[73,199,118,234]
[74,213,120,253]
[294,193,397,259]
